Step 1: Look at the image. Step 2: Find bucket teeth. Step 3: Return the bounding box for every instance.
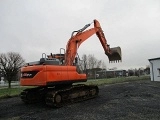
[109,60,122,63]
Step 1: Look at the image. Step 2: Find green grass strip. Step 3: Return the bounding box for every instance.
[77,75,150,86]
[0,87,27,99]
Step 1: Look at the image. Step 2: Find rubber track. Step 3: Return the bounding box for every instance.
[45,84,99,107]
[20,87,45,104]
[20,85,99,107]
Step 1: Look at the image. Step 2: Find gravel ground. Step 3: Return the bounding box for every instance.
[0,80,160,120]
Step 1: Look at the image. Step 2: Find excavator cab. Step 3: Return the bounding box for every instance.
[105,46,122,63]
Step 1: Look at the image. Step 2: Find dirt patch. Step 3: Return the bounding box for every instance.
[0,80,160,120]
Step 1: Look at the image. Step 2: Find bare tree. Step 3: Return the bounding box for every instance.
[0,52,25,88]
[144,65,150,75]
[81,54,104,70]
[82,54,88,72]
[101,61,106,70]
[96,60,102,68]
[88,54,97,69]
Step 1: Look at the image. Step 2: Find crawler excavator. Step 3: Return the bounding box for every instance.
[20,19,121,107]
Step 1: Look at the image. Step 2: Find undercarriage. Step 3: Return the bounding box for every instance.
[20,84,99,108]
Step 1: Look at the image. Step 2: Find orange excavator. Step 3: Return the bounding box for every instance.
[20,19,121,107]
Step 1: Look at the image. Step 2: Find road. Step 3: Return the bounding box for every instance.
[0,80,160,120]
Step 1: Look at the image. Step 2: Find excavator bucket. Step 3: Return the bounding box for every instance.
[105,47,122,63]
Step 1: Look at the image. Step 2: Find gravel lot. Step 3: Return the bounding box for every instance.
[0,80,160,120]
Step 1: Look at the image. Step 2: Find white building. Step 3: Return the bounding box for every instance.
[148,57,160,81]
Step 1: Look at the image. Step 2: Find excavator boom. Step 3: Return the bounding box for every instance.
[65,19,121,66]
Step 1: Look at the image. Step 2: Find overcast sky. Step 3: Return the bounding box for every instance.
[0,0,160,70]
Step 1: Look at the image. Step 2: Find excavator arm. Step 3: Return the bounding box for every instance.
[65,19,122,66]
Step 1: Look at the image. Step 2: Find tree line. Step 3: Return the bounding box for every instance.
[80,54,106,70]
[78,54,150,79]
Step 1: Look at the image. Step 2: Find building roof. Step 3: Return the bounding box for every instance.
[148,57,160,61]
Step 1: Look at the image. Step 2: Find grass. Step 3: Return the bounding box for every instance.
[0,87,27,99]
[77,75,150,86]
[0,75,150,99]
